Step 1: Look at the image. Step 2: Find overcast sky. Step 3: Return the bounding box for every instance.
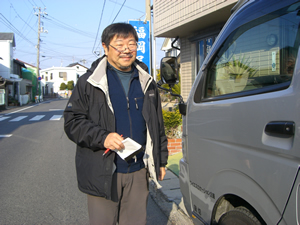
[1,0,165,70]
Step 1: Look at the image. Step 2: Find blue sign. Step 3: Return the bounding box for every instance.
[128,20,151,73]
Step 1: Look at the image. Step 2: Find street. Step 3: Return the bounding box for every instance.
[0,99,171,225]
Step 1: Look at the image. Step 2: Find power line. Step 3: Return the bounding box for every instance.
[39,0,46,7]
[111,0,126,23]
[10,3,37,34]
[94,0,126,53]
[0,13,36,46]
[92,0,107,56]
[108,0,143,13]
[44,16,95,38]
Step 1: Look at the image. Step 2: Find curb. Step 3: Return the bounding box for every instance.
[149,172,193,225]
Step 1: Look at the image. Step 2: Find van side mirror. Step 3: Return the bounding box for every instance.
[160,57,179,85]
[157,56,186,116]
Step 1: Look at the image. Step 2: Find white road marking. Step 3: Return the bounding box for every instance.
[0,116,10,121]
[0,134,12,138]
[4,100,52,115]
[29,115,45,121]
[49,109,64,111]
[9,116,28,122]
[49,115,62,121]
[5,106,35,115]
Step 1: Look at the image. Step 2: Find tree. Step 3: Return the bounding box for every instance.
[67,80,74,90]
[60,82,67,90]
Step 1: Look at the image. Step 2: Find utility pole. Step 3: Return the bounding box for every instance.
[35,7,47,96]
[145,0,153,77]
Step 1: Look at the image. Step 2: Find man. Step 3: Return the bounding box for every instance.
[64,23,168,225]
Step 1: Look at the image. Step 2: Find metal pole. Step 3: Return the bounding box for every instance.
[145,0,152,76]
[36,7,41,96]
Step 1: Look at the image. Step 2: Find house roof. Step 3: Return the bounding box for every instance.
[67,62,88,69]
[14,59,27,68]
[15,59,37,68]
[0,33,16,47]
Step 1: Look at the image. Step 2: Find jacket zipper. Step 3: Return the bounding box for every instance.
[134,98,138,109]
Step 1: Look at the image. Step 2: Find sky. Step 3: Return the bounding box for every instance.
[0,0,165,70]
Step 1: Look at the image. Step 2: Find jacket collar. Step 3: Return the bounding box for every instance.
[87,56,153,93]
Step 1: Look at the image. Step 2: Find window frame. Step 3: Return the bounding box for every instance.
[194,4,299,104]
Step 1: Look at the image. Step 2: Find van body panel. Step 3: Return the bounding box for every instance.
[179,0,300,223]
[278,168,300,224]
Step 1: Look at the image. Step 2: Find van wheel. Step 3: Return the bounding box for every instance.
[218,206,261,225]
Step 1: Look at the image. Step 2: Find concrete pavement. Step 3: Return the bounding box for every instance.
[149,166,193,224]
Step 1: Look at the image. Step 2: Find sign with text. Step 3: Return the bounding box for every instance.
[128,20,150,72]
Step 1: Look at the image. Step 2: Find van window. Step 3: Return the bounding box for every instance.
[204,5,300,99]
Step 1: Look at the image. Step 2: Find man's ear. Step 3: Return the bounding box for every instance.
[102,42,108,55]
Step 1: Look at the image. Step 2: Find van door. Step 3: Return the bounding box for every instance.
[186,3,300,224]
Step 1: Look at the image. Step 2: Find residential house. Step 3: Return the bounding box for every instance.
[16,59,39,101]
[153,0,238,100]
[13,59,33,105]
[40,63,87,96]
[0,32,23,108]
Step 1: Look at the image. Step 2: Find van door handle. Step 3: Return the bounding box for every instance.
[265,121,295,136]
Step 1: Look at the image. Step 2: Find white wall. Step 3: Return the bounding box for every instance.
[0,40,12,79]
[40,65,87,94]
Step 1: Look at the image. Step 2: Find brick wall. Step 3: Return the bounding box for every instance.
[167,138,182,155]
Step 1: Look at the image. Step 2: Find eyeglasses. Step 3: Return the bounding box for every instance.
[109,43,138,53]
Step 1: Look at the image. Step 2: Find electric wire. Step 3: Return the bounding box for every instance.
[94,0,126,52]
[0,13,36,46]
[44,16,95,38]
[108,0,143,13]
[92,0,107,56]
[39,0,46,7]
[10,3,37,34]
[111,0,126,23]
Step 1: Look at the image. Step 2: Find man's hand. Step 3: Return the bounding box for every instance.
[104,133,124,150]
[159,167,166,181]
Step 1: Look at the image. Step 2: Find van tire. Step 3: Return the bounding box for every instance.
[218,206,261,225]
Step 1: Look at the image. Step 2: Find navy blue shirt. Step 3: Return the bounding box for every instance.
[107,63,146,173]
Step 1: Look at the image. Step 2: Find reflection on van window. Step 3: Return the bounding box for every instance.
[205,6,300,98]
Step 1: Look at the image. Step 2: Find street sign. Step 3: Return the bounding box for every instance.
[128,20,151,72]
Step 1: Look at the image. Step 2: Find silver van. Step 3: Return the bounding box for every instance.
[159,0,300,224]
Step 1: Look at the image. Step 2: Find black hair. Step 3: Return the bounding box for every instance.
[101,23,138,48]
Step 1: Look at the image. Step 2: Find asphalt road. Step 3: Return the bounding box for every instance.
[0,99,171,225]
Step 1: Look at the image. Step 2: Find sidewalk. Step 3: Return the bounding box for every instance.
[0,97,63,113]
[149,153,193,225]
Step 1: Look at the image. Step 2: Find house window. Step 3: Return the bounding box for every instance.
[59,72,67,81]
[50,73,53,80]
[45,76,48,81]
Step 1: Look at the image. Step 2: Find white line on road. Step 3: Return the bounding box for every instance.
[9,116,28,122]
[49,115,62,121]
[0,116,10,121]
[0,134,12,138]
[5,106,35,115]
[49,109,64,111]
[29,115,45,121]
[4,100,52,115]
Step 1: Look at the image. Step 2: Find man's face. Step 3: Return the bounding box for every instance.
[103,34,137,72]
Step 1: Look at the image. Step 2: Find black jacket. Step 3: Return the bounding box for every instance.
[64,56,168,199]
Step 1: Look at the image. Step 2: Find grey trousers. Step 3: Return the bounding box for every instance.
[87,168,149,225]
